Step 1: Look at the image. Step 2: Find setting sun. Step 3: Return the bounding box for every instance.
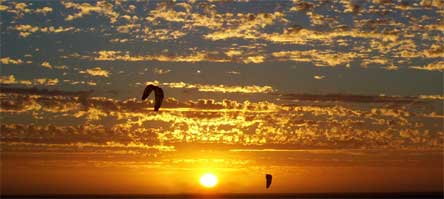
[199,173,218,188]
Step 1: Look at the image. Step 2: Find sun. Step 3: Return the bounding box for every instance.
[199,173,218,188]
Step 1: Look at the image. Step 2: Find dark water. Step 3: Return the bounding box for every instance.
[2,193,443,199]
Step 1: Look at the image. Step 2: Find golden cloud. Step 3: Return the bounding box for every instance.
[34,78,59,86]
[419,95,444,100]
[1,89,443,152]
[0,75,32,85]
[80,67,110,77]
[410,61,444,71]
[95,50,230,63]
[1,57,23,65]
[261,27,398,45]
[204,12,286,41]
[41,61,52,69]
[146,81,275,93]
[0,4,7,11]
[153,68,172,75]
[15,24,75,37]
[0,76,58,86]
[62,1,119,23]
[35,6,53,15]
[243,55,265,64]
[272,50,358,67]
[0,75,18,84]
[313,75,325,80]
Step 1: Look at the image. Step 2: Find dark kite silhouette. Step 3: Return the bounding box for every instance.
[141,84,164,111]
[266,174,272,189]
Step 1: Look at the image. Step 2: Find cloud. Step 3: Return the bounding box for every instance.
[35,6,53,15]
[80,67,110,77]
[204,12,287,41]
[272,50,358,67]
[94,50,230,63]
[313,75,325,80]
[420,0,444,8]
[227,71,240,75]
[145,81,275,94]
[243,55,265,64]
[0,75,19,84]
[0,4,7,11]
[153,68,172,75]
[382,64,399,71]
[410,61,444,72]
[0,75,59,86]
[360,57,389,68]
[0,123,169,152]
[423,44,444,58]
[225,49,243,57]
[1,57,23,65]
[0,86,93,97]
[1,87,442,152]
[1,2,56,17]
[261,27,398,45]
[419,95,444,100]
[290,1,314,12]
[145,2,188,23]
[63,80,97,86]
[15,24,75,37]
[41,61,52,69]
[0,75,32,85]
[62,1,119,23]
[34,78,59,86]
[275,93,421,104]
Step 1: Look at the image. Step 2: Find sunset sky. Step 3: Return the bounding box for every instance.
[1,0,443,195]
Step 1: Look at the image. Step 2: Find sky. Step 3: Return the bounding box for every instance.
[0,0,443,195]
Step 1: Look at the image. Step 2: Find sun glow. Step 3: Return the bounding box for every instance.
[199,173,218,188]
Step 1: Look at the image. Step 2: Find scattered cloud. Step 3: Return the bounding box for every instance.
[15,24,75,37]
[0,75,32,85]
[1,87,442,153]
[410,61,444,72]
[80,67,110,77]
[1,57,23,65]
[272,50,358,67]
[243,55,265,64]
[153,68,172,75]
[34,6,53,15]
[382,64,399,71]
[41,61,52,69]
[0,75,59,86]
[94,50,230,63]
[34,78,59,86]
[275,93,423,104]
[227,71,240,75]
[145,81,275,94]
[61,1,119,23]
[314,75,325,80]
[419,95,444,100]
[204,12,287,41]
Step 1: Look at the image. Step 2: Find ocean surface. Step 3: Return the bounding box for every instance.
[2,192,443,199]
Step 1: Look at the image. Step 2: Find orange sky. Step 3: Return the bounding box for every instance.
[1,0,443,195]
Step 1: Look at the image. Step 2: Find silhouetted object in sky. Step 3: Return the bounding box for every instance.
[266,174,272,189]
[141,84,164,111]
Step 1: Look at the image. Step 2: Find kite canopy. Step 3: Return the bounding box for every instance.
[141,84,164,111]
[266,174,272,189]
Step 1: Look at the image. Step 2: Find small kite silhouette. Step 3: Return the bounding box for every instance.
[141,84,164,111]
[266,174,272,189]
